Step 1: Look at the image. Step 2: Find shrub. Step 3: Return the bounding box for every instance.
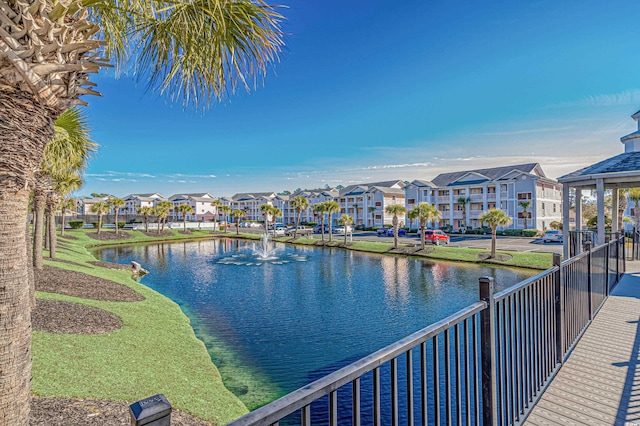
[91,222,98,229]
[523,229,538,237]
[117,221,125,228]
[68,220,84,229]
[502,229,523,237]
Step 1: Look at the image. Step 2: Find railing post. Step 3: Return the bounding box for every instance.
[479,276,497,426]
[585,241,592,320]
[605,240,610,297]
[553,253,564,364]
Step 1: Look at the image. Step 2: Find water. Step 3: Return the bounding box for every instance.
[96,238,535,412]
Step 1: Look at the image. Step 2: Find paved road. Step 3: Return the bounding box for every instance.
[236,226,563,254]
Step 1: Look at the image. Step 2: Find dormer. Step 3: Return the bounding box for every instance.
[620,109,640,153]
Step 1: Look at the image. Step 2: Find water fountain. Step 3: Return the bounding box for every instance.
[217,233,307,266]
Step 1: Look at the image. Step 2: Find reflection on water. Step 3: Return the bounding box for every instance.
[96,238,535,410]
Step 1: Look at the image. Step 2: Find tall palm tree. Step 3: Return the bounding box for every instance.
[518,200,531,229]
[232,209,247,235]
[90,202,110,236]
[385,204,407,249]
[271,207,283,231]
[314,202,328,242]
[56,175,82,237]
[290,195,309,238]
[156,201,174,232]
[108,197,125,234]
[480,208,513,259]
[368,206,377,228]
[260,203,273,233]
[324,201,341,242]
[220,205,232,232]
[408,203,442,250]
[0,2,284,420]
[152,206,164,234]
[211,199,223,231]
[352,203,359,225]
[338,214,354,245]
[457,196,471,231]
[139,206,153,233]
[176,204,194,231]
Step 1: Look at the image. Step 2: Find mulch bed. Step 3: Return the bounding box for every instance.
[477,252,513,262]
[30,396,211,426]
[32,300,122,334]
[87,232,134,241]
[35,265,144,302]
[141,230,174,237]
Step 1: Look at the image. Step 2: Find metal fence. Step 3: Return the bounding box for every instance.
[227,237,625,426]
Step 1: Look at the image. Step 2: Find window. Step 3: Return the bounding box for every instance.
[487,187,496,194]
[553,204,557,213]
[500,184,508,192]
[541,202,545,210]
[408,198,416,204]
[375,202,382,207]
[517,192,532,200]
[375,214,382,220]
[517,212,532,218]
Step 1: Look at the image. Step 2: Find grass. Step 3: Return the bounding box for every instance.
[34,230,248,425]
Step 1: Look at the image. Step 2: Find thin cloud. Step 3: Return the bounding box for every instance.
[555,89,640,108]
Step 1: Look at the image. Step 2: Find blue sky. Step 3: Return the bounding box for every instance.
[81,0,640,197]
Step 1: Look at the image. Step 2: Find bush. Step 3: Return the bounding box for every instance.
[502,229,523,237]
[522,229,538,237]
[68,220,84,229]
[91,222,98,229]
[117,221,125,228]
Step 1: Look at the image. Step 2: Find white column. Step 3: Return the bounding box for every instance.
[596,178,605,245]
[575,188,582,231]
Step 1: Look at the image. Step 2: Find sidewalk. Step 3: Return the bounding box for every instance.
[524,260,640,426]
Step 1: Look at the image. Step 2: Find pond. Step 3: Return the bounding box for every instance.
[96,238,535,411]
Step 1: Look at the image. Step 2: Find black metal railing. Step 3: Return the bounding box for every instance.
[226,236,626,426]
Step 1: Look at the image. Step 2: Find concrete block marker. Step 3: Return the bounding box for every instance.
[129,394,172,426]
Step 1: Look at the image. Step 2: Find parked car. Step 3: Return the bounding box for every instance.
[268,226,286,236]
[285,226,313,236]
[377,227,390,236]
[424,229,450,245]
[543,230,563,243]
[333,226,352,234]
[386,228,407,237]
[313,224,329,234]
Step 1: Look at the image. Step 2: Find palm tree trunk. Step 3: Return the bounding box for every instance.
[420,224,426,250]
[60,206,66,236]
[295,211,301,239]
[393,216,398,249]
[491,229,497,258]
[97,213,103,235]
[44,211,49,251]
[26,217,35,311]
[0,89,57,425]
[32,189,46,270]
[114,211,119,235]
[47,203,57,258]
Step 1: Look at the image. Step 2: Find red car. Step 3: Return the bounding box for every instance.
[424,230,450,245]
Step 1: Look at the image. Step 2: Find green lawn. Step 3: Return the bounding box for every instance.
[34,229,248,425]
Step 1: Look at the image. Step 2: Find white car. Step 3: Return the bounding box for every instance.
[543,230,563,243]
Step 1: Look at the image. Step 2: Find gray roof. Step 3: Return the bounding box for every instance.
[431,163,541,187]
[366,186,405,196]
[339,180,404,196]
[558,151,640,181]
[232,192,276,201]
[408,179,435,188]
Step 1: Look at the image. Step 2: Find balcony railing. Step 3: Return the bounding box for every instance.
[227,237,625,426]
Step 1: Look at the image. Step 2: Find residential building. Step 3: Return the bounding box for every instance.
[408,163,562,231]
[121,193,165,215]
[337,180,406,227]
[228,192,277,222]
[168,193,216,221]
[78,196,109,215]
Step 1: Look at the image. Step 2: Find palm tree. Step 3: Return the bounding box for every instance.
[55,175,83,237]
[324,201,341,242]
[368,206,377,228]
[314,202,328,242]
[338,214,354,245]
[59,197,77,237]
[232,210,247,235]
[518,200,531,229]
[108,197,125,235]
[260,204,273,233]
[271,207,283,232]
[220,206,232,232]
[457,196,471,231]
[385,204,407,249]
[290,196,309,238]
[139,206,153,233]
[211,199,222,231]
[156,201,174,232]
[480,208,513,259]
[176,204,194,231]
[152,206,164,234]
[408,203,442,250]
[0,3,284,420]
[629,188,640,228]
[90,202,110,236]
[352,203,359,225]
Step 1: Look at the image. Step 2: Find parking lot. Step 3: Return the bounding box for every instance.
[236,226,563,254]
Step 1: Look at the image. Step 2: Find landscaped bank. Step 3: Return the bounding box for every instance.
[33,230,248,425]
